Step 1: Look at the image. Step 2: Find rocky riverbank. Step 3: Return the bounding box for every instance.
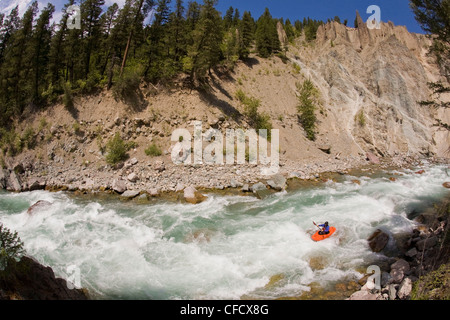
[348,195,450,300]
[1,146,447,203]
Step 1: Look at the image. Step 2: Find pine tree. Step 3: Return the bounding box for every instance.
[255,8,280,58]
[143,0,172,80]
[47,0,75,90]
[81,0,105,80]
[168,0,186,63]
[411,0,450,132]
[3,1,38,114]
[224,6,234,30]
[238,11,255,59]
[31,3,55,104]
[187,0,223,83]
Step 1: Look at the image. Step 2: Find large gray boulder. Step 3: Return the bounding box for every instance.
[6,171,22,192]
[184,186,207,204]
[266,174,287,191]
[112,179,127,194]
[121,190,140,199]
[368,229,389,252]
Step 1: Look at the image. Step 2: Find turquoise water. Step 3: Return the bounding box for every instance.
[0,164,448,299]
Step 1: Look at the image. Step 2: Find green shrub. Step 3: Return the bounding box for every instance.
[72,122,81,134]
[355,110,366,127]
[0,223,25,271]
[297,79,321,141]
[145,143,162,157]
[112,65,141,100]
[22,127,36,149]
[235,90,273,140]
[62,81,74,109]
[106,133,128,165]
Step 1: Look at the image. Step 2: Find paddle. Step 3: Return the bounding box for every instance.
[313,221,321,231]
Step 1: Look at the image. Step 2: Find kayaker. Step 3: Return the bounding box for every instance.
[318,222,330,235]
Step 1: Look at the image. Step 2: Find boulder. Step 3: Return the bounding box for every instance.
[405,247,418,258]
[388,284,397,300]
[7,171,22,192]
[366,152,380,164]
[0,256,88,300]
[148,188,160,197]
[266,174,287,191]
[368,229,389,252]
[127,172,139,183]
[390,259,410,284]
[121,190,140,199]
[112,179,127,194]
[184,186,207,204]
[416,236,438,251]
[348,290,380,300]
[27,200,52,215]
[397,278,413,300]
[251,182,271,199]
[27,178,46,191]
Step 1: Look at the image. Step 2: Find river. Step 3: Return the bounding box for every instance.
[0,163,448,300]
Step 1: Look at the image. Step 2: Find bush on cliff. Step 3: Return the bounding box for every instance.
[105,133,128,165]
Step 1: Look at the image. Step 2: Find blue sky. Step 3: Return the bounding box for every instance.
[0,0,424,34]
[215,0,424,34]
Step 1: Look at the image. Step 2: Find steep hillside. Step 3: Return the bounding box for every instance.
[1,19,449,193]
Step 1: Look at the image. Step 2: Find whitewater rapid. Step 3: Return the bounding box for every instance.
[0,164,448,299]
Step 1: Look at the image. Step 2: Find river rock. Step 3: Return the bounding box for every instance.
[112,179,127,194]
[388,284,397,300]
[266,174,287,191]
[397,277,413,300]
[148,188,160,197]
[27,200,53,215]
[405,247,418,258]
[251,182,271,199]
[121,190,140,199]
[390,259,410,284]
[368,229,389,252]
[127,172,139,183]
[416,236,438,251]
[27,178,46,191]
[443,182,450,189]
[348,290,380,300]
[184,186,207,204]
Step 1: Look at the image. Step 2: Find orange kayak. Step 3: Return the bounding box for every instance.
[311,226,336,242]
